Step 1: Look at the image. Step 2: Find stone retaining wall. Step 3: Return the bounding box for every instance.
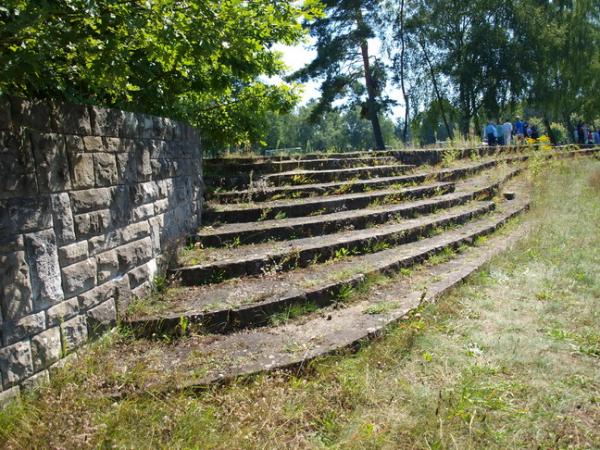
[0,97,203,401]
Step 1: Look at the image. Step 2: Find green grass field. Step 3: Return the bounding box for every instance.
[1,157,599,449]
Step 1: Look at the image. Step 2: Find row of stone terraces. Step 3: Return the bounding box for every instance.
[114,145,600,393]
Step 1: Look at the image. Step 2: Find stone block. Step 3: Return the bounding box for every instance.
[94,153,118,186]
[89,106,123,137]
[21,369,49,392]
[24,230,64,311]
[131,204,154,222]
[61,259,96,298]
[0,172,38,200]
[108,184,132,227]
[60,314,88,353]
[83,135,103,152]
[103,137,121,153]
[120,221,150,244]
[121,112,138,138]
[115,237,153,273]
[0,251,33,321]
[50,102,91,135]
[149,139,168,159]
[65,135,85,153]
[97,250,118,284]
[87,230,121,256]
[136,145,152,181]
[31,327,62,371]
[127,259,157,289]
[30,131,71,192]
[68,152,95,189]
[112,276,132,315]
[74,210,112,238]
[51,193,76,244]
[46,297,80,327]
[78,282,114,311]
[172,122,184,141]
[149,215,164,254]
[48,352,77,377]
[2,311,45,346]
[0,385,20,408]
[70,187,112,213]
[154,198,170,215]
[131,281,151,300]
[58,241,88,267]
[0,341,33,388]
[10,98,51,132]
[0,234,24,254]
[138,114,154,139]
[0,96,10,130]
[0,129,36,172]
[0,197,53,235]
[132,181,160,205]
[86,298,116,338]
[116,152,136,182]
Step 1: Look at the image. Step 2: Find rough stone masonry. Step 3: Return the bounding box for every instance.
[0,97,203,403]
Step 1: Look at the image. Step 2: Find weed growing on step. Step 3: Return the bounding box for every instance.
[333,247,352,261]
[257,208,271,221]
[335,284,355,302]
[426,246,456,265]
[270,302,319,326]
[364,302,397,315]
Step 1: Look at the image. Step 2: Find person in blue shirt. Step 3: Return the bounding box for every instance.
[496,122,505,146]
[485,121,497,146]
[514,117,525,143]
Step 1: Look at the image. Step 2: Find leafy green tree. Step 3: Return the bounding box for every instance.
[292,0,392,150]
[263,102,399,151]
[0,0,321,149]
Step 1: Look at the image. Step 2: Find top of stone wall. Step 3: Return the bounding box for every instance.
[0,96,199,143]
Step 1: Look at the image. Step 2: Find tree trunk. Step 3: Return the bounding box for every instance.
[543,115,556,144]
[418,36,453,140]
[398,0,409,144]
[357,10,386,150]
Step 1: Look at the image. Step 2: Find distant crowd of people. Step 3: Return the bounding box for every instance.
[575,122,600,145]
[484,118,600,146]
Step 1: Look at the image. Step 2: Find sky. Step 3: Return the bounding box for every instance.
[272,40,407,120]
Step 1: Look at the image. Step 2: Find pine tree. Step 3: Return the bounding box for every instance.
[292,0,389,150]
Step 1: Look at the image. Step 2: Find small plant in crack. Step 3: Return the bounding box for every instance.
[333,247,351,261]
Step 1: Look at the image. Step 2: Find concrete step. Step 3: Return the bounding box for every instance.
[261,164,414,186]
[204,150,398,165]
[173,200,495,286]
[203,181,455,224]
[127,192,528,339]
[211,156,523,204]
[196,187,461,247]
[204,156,398,174]
[195,163,519,247]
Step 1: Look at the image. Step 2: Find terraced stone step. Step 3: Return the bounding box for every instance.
[208,147,599,203]
[197,188,460,247]
[128,192,528,340]
[204,150,399,165]
[211,157,522,203]
[174,201,495,286]
[261,164,415,186]
[195,164,518,247]
[204,156,398,173]
[203,181,454,224]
